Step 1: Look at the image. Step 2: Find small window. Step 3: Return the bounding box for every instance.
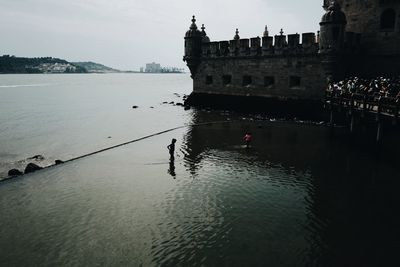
[380,9,396,30]
[289,76,301,88]
[222,75,232,85]
[243,75,252,86]
[205,75,213,85]
[264,76,275,87]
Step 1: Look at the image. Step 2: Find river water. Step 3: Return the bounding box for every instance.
[0,74,399,266]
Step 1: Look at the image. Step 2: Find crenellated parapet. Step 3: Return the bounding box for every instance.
[182,2,400,106]
[183,13,363,81]
[200,31,321,59]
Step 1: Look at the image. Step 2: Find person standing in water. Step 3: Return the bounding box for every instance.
[243,132,252,148]
[167,138,177,158]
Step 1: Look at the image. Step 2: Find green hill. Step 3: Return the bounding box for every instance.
[0,55,87,74]
[72,62,120,73]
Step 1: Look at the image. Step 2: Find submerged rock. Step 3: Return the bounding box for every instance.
[176,102,184,106]
[55,160,64,165]
[8,169,23,177]
[24,163,43,174]
[132,106,139,109]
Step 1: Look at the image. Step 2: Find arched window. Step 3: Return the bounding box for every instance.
[380,9,396,30]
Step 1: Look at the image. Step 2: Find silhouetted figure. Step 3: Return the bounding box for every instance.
[243,132,252,148]
[167,138,177,158]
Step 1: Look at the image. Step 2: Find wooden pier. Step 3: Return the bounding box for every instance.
[326,91,400,142]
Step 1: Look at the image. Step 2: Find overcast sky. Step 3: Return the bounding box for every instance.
[0,0,325,71]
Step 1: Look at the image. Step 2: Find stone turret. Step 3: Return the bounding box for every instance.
[322,0,330,11]
[263,26,269,37]
[319,1,347,82]
[234,29,240,40]
[201,24,210,43]
[183,16,203,77]
[319,0,346,53]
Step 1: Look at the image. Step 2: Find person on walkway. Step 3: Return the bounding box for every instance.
[243,132,252,148]
[167,138,177,158]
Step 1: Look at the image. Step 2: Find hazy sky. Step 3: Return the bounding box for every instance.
[0,0,325,70]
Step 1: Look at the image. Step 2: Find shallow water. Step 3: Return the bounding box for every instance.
[0,74,399,266]
[0,74,191,177]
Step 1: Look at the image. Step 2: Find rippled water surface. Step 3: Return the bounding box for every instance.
[1,74,399,266]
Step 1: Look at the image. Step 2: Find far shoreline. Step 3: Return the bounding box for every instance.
[0,72,188,75]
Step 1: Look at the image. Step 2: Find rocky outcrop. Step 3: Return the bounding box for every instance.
[55,160,64,165]
[24,163,43,174]
[8,169,23,177]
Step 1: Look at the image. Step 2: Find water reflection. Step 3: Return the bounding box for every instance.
[167,157,176,178]
[153,108,400,266]
[1,107,399,266]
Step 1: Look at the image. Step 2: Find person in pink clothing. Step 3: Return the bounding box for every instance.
[243,132,252,148]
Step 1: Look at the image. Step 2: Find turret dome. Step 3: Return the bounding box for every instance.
[321,1,346,24]
[185,16,202,38]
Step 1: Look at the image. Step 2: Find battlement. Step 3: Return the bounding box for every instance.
[201,32,320,58]
[201,30,362,59]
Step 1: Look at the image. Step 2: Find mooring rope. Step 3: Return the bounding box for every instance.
[1,120,232,182]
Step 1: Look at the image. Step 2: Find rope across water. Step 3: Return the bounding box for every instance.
[1,120,232,182]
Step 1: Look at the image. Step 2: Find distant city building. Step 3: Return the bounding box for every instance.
[145,62,162,73]
[143,62,184,73]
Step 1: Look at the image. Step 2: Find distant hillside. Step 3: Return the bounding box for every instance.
[72,62,120,73]
[0,55,87,74]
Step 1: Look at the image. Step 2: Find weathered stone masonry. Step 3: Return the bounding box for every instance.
[184,0,400,106]
[194,40,326,100]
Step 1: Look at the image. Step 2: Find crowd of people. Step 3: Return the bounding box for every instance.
[327,76,400,100]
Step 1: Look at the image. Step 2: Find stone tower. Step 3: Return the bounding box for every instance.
[183,16,203,77]
[329,0,400,75]
[334,0,400,54]
[319,0,347,82]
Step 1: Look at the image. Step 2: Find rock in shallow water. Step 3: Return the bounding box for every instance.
[55,160,64,165]
[24,163,43,174]
[8,169,23,177]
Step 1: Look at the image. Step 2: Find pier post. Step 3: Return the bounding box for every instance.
[376,122,382,142]
[350,114,355,133]
[349,94,355,133]
[376,97,382,142]
[362,94,367,118]
[329,92,335,128]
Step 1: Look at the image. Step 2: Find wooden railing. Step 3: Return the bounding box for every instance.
[326,91,400,120]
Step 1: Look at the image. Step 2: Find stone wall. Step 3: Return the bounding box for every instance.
[337,0,400,55]
[192,54,326,100]
[348,54,400,76]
